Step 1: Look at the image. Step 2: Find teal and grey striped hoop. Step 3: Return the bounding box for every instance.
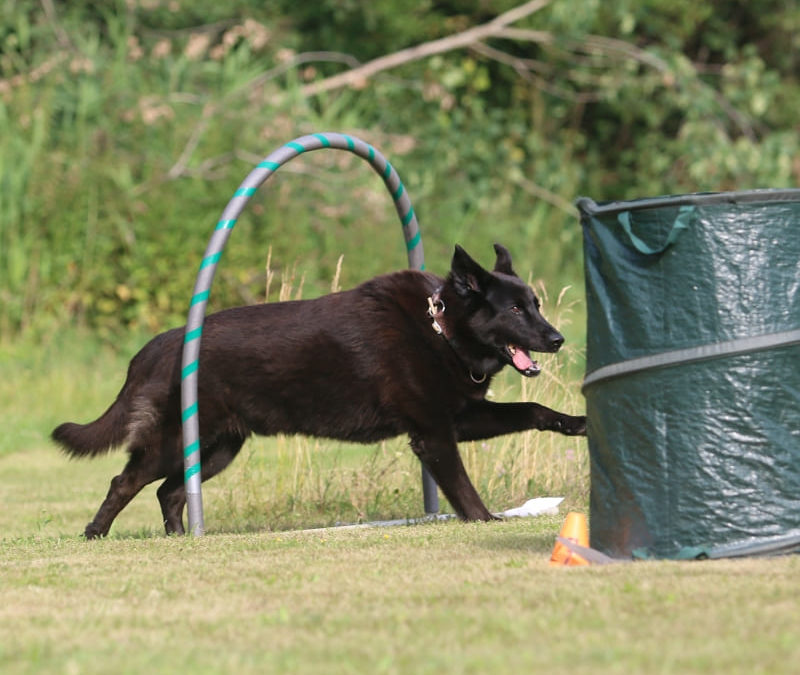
[180,132,427,536]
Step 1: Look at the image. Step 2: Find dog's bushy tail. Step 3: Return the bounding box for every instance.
[52,393,130,458]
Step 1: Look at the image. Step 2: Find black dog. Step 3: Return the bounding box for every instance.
[53,244,586,538]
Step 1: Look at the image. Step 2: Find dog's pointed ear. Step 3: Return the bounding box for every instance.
[493,243,515,275]
[451,245,491,297]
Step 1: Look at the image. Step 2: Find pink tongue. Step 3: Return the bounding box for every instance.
[512,347,534,371]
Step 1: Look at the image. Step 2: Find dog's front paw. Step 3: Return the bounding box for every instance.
[556,415,586,436]
[84,522,104,540]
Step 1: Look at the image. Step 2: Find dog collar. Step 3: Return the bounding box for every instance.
[426,287,447,336]
[426,288,487,384]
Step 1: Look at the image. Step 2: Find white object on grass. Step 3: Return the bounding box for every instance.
[499,497,564,518]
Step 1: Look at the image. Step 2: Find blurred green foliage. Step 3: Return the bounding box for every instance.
[1,0,797,341]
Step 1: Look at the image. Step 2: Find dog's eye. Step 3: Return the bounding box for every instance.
[510,305,523,315]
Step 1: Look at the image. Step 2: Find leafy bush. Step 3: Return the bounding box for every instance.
[1,0,797,340]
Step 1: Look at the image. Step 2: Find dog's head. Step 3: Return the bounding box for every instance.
[445,243,564,377]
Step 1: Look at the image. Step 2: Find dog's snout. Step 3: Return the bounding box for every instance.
[548,332,564,352]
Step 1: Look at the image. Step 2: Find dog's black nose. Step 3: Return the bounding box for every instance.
[548,333,564,352]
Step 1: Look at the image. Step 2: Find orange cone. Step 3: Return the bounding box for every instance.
[550,512,590,566]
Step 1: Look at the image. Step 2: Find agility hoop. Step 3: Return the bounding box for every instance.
[180,132,435,536]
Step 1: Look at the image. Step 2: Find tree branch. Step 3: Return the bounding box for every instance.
[162,0,754,187]
[510,174,578,216]
[299,0,553,98]
[163,1,553,181]
[469,42,601,102]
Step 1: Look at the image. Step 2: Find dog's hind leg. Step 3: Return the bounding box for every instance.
[84,448,162,539]
[156,433,246,535]
[410,433,496,521]
[156,473,187,535]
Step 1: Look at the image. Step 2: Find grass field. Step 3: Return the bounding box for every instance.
[2,338,799,674]
[2,499,799,675]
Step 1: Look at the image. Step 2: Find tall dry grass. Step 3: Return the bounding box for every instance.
[203,264,588,533]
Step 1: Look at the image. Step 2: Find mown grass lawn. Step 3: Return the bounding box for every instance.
[2,445,798,675]
[2,338,798,674]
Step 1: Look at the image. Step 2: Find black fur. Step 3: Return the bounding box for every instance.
[53,244,586,538]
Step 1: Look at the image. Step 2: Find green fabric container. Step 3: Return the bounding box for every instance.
[578,190,800,559]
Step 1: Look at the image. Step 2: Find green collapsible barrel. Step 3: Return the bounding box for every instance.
[578,190,800,559]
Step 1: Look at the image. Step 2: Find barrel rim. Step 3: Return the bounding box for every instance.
[576,188,800,217]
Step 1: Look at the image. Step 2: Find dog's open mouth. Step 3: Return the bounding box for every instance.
[507,344,541,377]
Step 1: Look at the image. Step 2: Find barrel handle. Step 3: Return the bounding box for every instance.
[617,205,695,255]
